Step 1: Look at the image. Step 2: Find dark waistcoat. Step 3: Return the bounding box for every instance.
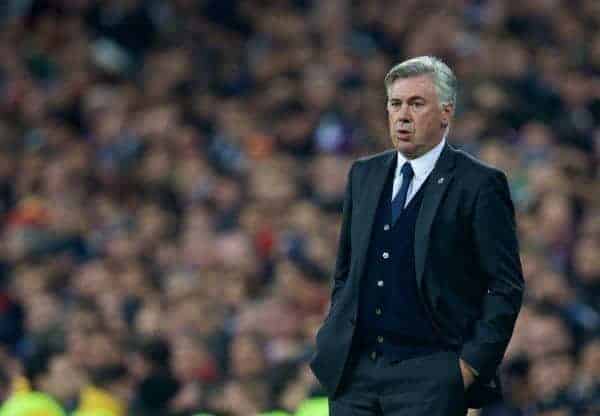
[355,165,443,359]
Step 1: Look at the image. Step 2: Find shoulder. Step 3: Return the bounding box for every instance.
[451,145,508,188]
[348,149,395,183]
[342,149,394,189]
[351,149,395,174]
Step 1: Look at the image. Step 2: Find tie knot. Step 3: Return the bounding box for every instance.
[400,162,414,180]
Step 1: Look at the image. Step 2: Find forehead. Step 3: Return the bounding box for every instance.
[387,74,437,99]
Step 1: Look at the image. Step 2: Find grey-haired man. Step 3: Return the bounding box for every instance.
[310,56,524,416]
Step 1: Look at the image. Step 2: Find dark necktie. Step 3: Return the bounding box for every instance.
[391,162,414,224]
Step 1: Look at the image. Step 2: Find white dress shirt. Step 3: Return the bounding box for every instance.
[392,138,446,206]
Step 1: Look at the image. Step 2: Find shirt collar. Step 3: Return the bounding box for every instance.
[395,137,446,180]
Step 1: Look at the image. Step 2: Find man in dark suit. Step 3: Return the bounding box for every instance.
[310,56,524,415]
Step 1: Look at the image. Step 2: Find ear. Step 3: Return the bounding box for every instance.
[441,102,454,127]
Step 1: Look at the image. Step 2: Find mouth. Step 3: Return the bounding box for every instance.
[396,130,413,140]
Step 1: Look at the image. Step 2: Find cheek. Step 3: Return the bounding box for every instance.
[416,113,437,130]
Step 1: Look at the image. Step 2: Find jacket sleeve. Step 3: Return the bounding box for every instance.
[330,163,355,307]
[460,171,524,380]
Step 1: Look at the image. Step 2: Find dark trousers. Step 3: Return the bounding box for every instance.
[330,349,467,416]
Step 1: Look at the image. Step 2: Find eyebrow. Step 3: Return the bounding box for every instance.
[388,96,426,102]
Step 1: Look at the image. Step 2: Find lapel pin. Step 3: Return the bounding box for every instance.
[437,177,445,184]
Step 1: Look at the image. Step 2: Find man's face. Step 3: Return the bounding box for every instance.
[387,74,452,159]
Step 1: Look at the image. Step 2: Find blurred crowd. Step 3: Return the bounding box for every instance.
[0,0,598,415]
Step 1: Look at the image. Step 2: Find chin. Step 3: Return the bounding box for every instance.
[395,142,418,158]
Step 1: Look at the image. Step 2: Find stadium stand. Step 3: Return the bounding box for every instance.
[0,0,598,415]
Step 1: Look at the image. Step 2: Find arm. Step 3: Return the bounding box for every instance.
[330,163,355,307]
[460,171,525,381]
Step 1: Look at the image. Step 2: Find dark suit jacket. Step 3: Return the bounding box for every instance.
[310,143,524,409]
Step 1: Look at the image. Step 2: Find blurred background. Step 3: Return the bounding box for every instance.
[0,0,598,415]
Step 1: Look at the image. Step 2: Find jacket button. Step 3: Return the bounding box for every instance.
[375,308,382,315]
[382,252,390,259]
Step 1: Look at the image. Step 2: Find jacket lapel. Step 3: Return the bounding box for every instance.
[353,151,396,283]
[414,144,456,293]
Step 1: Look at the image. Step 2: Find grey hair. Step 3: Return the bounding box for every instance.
[384,56,457,108]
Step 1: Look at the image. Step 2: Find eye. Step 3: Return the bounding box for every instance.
[411,101,424,108]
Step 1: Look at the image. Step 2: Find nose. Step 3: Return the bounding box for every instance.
[396,103,411,122]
